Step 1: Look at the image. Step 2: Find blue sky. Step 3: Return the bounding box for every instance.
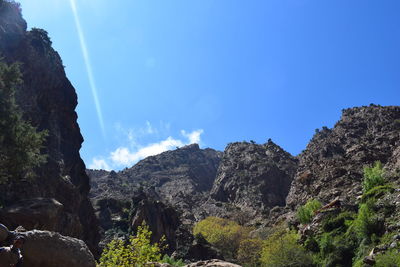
[19,0,400,170]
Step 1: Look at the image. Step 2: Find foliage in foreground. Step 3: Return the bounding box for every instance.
[260,225,314,267]
[0,60,47,184]
[160,255,185,267]
[193,216,252,260]
[99,222,165,267]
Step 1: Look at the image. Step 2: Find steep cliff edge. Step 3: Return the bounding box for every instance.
[0,1,100,255]
[287,105,400,209]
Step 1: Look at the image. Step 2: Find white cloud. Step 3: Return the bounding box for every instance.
[181,129,204,144]
[89,157,111,171]
[91,128,204,170]
[110,136,185,167]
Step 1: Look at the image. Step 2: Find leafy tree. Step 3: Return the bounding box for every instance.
[193,216,251,260]
[0,60,47,183]
[99,222,166,267]
[260,225,313,267]
[296,199,322,224]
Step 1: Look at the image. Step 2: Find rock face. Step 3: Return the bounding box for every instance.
[131,195,181,253]
[88,144,222,254]
[0,2,99,255]
[21,230,96,267]
[89,144,222,224]
[286,105,400,208]
[210,140,298,216]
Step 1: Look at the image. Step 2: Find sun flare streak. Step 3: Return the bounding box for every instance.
[69,0,105,137]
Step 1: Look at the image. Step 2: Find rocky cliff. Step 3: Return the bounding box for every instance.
[286,105,400,208]
[89,144,222,224]
[210,140,298,217]
[0,1,99,256]
[88,104,400,263]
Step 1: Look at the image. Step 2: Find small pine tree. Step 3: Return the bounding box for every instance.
[0,60,47,183]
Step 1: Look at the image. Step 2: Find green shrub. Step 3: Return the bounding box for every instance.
[375,250,400,267]
[237,238,263,266]
[363,161,386,193]
[260,226,314,267]
[321,211,355,233]
[161,255,184,267]
[99,222,165,267]
[362,184,394,201]
[297,199,322,224]
[193,217,251,260]
[353,199,383,242]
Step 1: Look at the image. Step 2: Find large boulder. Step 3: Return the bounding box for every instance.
[0,198,64,232]
[20,230,96,267]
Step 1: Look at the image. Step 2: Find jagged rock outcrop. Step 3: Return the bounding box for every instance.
[131,195,181,253]
[210,140,298,217]
[0,1,99,255]
[287,105,400,208]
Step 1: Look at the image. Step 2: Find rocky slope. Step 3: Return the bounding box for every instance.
[88,104,400,263]
[210,140,298,218]
[0,1,99,256]
[88,144,223,254]
[286,105,400,209]
[89,144,222,224]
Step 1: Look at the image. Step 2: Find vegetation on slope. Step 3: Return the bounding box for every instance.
[0,60,47,184]
[193,162,400,267]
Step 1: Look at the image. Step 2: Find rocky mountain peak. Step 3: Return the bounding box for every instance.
[209,140,298,216]
[286,105,400,209]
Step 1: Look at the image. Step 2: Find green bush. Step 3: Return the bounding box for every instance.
[260,226,314,267]
[375,250,400,267]
[99,222,165,267]
[297,199,322,224]
[321,211,355,233]
[193,216,251,260]
[237,238,263,267]
[363,161,386,193]
[362,184,394,201]
[161,255,184,267]
[353,199,383,242]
